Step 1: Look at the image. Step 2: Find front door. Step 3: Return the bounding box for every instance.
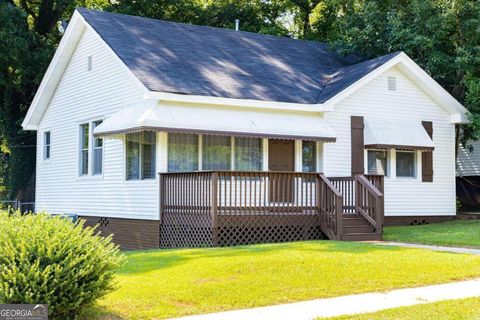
[268,139,294,202]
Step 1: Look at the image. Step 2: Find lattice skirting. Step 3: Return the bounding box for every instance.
[160,212,325,248]
[160,211,213,248]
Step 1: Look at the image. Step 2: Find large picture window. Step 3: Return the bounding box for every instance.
[202,135,231,171]
[126,132,156,180]
[235,137,262,171]
[79,123,89,175]
[302,141,317,172]
[396,151,415,177]
[168,133,199,172]
[367,150,387,175]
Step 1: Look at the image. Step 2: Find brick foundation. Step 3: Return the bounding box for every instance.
[384,215,455,226]
[80,216,160,250]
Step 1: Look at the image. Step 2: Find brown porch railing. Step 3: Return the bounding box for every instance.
[159,171,342,247]
[329,176,356,213]
[159,171,383,247]
[355,174,384,234]
[318,174,343,240]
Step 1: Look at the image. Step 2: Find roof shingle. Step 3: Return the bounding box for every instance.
[77,8,401,104]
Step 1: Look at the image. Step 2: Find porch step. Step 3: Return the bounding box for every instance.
[343,225,375,234]
[343,217,371,226]
[341,233,382,241]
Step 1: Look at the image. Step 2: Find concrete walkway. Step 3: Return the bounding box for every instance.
[173,278,480,320]
[373,241,480,255]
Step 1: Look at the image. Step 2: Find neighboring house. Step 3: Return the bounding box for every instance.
[457,141,480,211]
[22,8,468,249]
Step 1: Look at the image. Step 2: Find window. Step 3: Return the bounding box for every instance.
[203,135,231,170]
[235,137,262,171]
[396,151,415,177]
[44,131,51,160]
[302,141,316,172]
[367,150,387,175]
[92,120,103,175]
[142,132,156,179]
[126,132,156,180]
[79,123,89,175]
[168,133,198,172]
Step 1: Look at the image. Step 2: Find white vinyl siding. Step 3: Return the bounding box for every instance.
[35,27,156,220]
[324,67,456,217]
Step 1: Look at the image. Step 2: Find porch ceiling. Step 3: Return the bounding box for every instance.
[93,100,336,141]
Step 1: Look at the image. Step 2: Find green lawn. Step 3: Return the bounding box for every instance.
[384,220,480,248]
[82,241,480,319]
[323,297,480,319]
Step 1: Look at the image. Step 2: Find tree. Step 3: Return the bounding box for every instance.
[0,2,52,198]
[328,0,480,150]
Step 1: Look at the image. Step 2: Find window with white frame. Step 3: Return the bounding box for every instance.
[235,137,262,171]
[92,120,103,175]
[202,135,231,171]
[396,150,415,177]
[44,131,51,160]
[367,150,388,175]
[79,123,89,175]
[302,141,317,172]
[168,133,199,172]
[126,132,156,180]
[167,133,263,172]
[79,120,105,176]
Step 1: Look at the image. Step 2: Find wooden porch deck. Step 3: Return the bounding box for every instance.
[159,171,384,248]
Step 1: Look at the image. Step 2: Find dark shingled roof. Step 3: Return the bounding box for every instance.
[77,8,401,104]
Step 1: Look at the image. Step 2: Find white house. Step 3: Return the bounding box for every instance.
[22,8,468,249]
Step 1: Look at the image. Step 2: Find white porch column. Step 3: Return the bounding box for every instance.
[262,138,269,171]
[295,140,303,172]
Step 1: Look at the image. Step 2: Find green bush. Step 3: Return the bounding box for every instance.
[0,212,123,319]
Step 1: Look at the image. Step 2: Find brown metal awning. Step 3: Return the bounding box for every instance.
[364,118,434,151]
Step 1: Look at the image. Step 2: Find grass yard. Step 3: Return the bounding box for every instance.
[323,297,480,319]
[82,240,480,319]
[384,220,480,248]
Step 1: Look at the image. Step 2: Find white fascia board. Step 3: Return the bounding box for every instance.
[22,11,86,130]
[146,91,330,113]
[322,52,468,124]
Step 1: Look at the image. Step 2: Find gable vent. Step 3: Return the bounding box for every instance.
[387,76,397,91]
[87,55,93,71]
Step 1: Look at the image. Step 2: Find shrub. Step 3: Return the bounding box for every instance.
[0,212,123,319]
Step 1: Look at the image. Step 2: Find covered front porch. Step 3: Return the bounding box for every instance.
[94,100,386,248]
[159,171,384,248]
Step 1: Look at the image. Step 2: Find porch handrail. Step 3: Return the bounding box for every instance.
[354,174,384,234]
[318,174,343,240]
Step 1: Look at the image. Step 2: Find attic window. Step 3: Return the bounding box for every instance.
[387,76,397,91]
[87,55,93,71]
